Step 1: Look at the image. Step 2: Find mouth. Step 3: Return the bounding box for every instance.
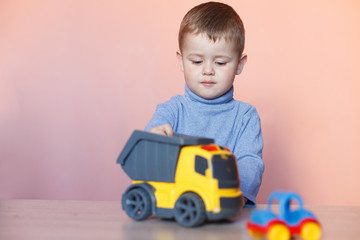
[200,81,216,86]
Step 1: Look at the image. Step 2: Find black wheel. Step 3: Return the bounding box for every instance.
[174,192,206,227]
[122,188,152,221]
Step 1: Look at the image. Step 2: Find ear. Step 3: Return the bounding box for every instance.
[236,54,247,75]
[176,51,184,72]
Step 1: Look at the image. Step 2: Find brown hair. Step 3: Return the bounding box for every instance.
[178,2,245,55]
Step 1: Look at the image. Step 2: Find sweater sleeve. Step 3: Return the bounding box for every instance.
[144,98,178,131]
[235,106,264,207]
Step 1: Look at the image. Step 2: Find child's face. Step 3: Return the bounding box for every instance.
[177,33,247,99]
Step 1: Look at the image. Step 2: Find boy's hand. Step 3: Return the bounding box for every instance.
[149,124,174,136]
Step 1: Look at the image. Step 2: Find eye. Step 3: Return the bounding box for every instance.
[191,60,203,65]
[216,62,227,66]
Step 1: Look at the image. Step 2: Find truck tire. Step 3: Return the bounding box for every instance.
[122,188,152,221]
[174,192,206,227]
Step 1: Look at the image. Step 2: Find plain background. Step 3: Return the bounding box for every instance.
[1,0,359,205]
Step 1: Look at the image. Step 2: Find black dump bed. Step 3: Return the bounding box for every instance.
[117,130,214,182]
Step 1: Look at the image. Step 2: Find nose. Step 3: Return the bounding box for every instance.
[202,62,215,76]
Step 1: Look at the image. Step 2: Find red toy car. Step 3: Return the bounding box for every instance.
[247,191,321,240]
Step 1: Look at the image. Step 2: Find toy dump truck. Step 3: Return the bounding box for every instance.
[117,130,244,227]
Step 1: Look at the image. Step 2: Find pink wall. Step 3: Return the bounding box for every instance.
[1,0,359,205]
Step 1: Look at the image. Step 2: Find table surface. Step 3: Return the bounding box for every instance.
[0,200,359,240]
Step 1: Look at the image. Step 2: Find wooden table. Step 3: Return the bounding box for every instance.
[0,200,359,240]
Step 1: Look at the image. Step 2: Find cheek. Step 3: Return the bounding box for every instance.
[184,66,199,78]
[222,66,237,78]
[216,70,235,84]
[184,71,196,82]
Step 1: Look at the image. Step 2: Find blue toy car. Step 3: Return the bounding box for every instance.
[247,191,321,240]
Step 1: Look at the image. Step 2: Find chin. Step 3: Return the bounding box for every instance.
[191,87,219,99]
[200,93,217,100]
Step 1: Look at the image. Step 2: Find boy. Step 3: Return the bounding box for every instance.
[145,2,264,207]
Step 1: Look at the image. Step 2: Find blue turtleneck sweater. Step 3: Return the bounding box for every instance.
[145,85,264,207]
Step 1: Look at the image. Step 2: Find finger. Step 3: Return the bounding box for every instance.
[149,127,166,136]
[163,124,174,136]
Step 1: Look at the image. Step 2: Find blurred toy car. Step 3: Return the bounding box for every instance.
[247,191,321,240]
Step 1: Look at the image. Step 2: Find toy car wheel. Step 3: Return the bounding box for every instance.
[174,192,206,227]
[248,229,264,239]
[301,222,322,240]
[122,188,152,221]
[268,223,290,240]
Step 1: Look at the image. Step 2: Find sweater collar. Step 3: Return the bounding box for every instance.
[184,84,234,104]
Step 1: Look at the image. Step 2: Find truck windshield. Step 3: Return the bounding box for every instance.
[212,154,239,189]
